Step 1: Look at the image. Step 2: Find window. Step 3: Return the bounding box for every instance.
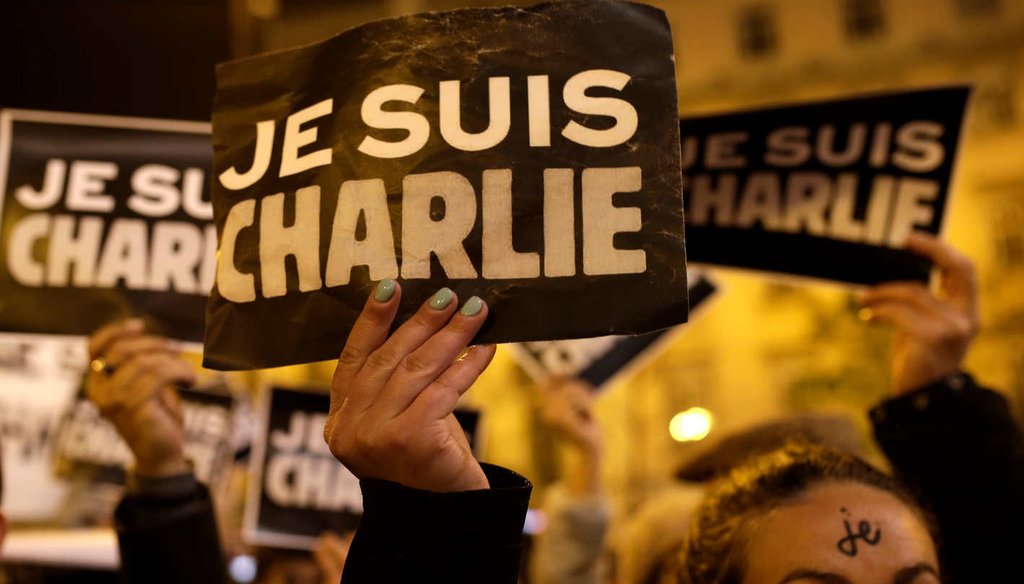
[738,5,778,58]
[842,0,885,41]
[957,0,1001,17]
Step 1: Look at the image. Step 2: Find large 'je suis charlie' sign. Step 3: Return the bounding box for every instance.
[204,0,688,370]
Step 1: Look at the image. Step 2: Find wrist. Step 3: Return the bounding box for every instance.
[127,465,197,498]
[133,454,191,478]
[447,464,491,492]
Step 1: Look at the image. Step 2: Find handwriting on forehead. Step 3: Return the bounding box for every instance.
[836,507,882,557]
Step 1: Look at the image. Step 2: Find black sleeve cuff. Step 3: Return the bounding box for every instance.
[871,371,1022,488]
[870,372,1007,430]
[126,470,199,500]
[341,463,532,584]
[355,463,532,548]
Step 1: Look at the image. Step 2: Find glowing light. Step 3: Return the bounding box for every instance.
[669,407,713,442]
[228,555,257,583]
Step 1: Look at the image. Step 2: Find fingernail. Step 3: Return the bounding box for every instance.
[126,318,144,331]
[373,279,396,303]
[858,308,874,322]
[428,287,454,310]
[459,296,484,317]
[456,347,473,362]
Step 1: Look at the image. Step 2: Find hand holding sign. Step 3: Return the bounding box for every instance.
[324,280,496,492]
[86,319,196,476]
[858,233,979,395]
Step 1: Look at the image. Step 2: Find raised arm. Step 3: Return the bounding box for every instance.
[87,319,226,584]
[859,233,1023,584]
[323,281,531,584]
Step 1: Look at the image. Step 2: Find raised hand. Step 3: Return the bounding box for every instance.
[859,233,980,395]
[86,319,196,476]
[538,377,602,496]
[323,281,496,492]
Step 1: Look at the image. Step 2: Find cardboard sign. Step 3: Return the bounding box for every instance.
[52,384,235,486]
[0,109,215,343]
[0,334,86,521]
[681,87,969,284]
[244,386,482,548]
[510,270,718,389]
[204,0,686,371]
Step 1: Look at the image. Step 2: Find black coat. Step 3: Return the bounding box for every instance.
[871,373,1024,584]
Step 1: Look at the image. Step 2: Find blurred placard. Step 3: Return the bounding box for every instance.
[0,334,85,521]
[0,109,215,343]
[52,383,235,486]
[681,87,970,284]
[243,386,360,549]
[509,270,718,389]
[244,386,481,549]
[204,0,686,370]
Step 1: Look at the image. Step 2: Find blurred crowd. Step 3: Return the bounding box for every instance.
[0,232,1018,583]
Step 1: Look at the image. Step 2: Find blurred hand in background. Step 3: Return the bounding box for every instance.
[86,319,196,477]
[859,233,980,395]
[538,376,602,496]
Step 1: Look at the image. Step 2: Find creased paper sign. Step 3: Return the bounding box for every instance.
[205,0,686,370]
[0,109,215,342]
[681,87,969,284]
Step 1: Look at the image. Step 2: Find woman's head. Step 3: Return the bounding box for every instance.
[678,444,939,584]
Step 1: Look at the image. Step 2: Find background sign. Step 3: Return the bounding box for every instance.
[205,0,686,370]
[0,109,215,342]
[681,87,970,284]
[510,270,718,389]
[53,384,235,486]
[243,387,362,549]
[244,386,482,549]
[0,334,85,521]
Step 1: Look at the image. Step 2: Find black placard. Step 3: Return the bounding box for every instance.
[0,110,215,342]
[204,0,686,371]
[244,386,482,548]
[681,87,969,284]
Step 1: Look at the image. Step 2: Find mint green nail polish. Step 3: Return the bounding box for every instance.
[460,296,483,317]
[374,279,396,302]
[428,287,454,310]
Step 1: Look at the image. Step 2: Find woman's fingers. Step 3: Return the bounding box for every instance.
[905,232,978,318]
[401,342,496,423]
[342,287,461,414]
[104,335,178,368]
[330,280,402,415]
[859,282,943,316]
[88,318,144,359]
[375,297,489,416]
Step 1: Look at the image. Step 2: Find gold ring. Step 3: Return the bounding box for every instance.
[90,357,114,375]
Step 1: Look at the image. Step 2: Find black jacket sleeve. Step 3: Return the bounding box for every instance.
[114,472,227,584]
[870,373,1024,584]
[341,463,532,584]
